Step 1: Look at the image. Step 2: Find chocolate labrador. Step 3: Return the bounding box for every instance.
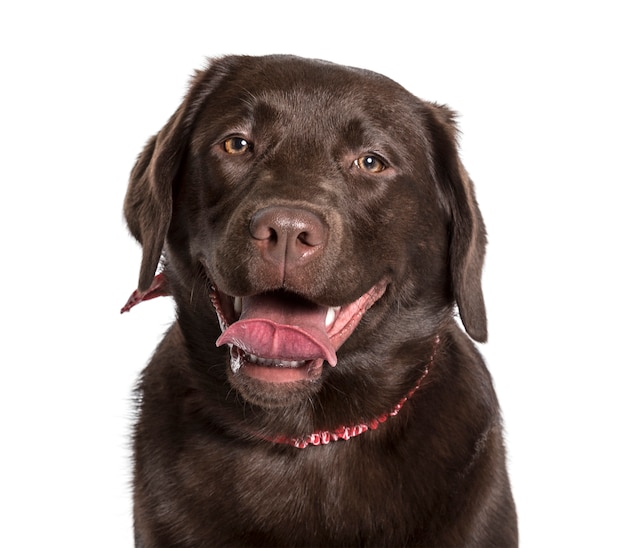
[122,54,517,547]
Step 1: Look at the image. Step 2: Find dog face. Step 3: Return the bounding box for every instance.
[124,55,486,409]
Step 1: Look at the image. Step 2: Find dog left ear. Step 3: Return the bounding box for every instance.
[124,126,176,292]
[123,62,227,292]
[425,103,488,342]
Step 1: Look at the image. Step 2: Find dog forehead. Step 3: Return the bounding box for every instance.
[217,54,400,95]
[195,55,422,142]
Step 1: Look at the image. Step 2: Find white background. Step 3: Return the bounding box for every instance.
[1,1,624,546]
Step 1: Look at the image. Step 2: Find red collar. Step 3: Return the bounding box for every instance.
[267,335,441,449]
[121,278,440,449]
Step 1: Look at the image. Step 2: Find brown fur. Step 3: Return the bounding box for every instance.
[125,54,517,547]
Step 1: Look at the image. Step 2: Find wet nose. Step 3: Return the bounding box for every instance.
[249,207,327,268]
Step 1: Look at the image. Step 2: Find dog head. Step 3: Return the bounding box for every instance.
[124,55,487,409]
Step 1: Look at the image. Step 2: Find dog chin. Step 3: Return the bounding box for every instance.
[226,355,324,409]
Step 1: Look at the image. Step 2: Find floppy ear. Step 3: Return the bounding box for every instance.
[425,103,488,342]
[123,64,225,292]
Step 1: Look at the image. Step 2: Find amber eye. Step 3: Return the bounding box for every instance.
[223,137,252,155]
[354,155,386,173]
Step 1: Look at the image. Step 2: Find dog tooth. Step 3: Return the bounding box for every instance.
[242,352,308,368]
[233,297,242,316]
[230,353,243,374]
[325,306,340,328]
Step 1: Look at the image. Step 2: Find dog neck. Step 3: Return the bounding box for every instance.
[264,335,441,449]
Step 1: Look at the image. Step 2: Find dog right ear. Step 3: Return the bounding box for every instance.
[424,102,489,343]
[123,61,229,292]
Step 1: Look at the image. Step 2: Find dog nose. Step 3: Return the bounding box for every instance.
[250,207,327,267]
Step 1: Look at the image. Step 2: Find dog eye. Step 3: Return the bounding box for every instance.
[223,137,253,155]
[354,155,386,173]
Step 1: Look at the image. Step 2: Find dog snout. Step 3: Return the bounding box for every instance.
[249,207,328,270]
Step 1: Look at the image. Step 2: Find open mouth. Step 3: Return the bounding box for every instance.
[210,280,388,383]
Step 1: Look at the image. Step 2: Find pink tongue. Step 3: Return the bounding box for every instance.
[215,293,337,366]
